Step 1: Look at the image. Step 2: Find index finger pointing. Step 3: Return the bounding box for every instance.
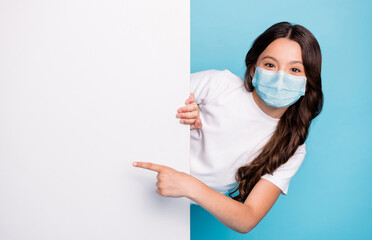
[133,161,162,172]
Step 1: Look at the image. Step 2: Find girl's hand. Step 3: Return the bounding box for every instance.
[176,93,203,130]
[132,161,195,198]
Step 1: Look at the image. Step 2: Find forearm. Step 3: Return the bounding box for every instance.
[187,177,256,234]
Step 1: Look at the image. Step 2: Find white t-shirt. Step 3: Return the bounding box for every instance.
[189,69,306,205]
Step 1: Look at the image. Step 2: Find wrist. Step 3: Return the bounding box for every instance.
[185,174,205,201]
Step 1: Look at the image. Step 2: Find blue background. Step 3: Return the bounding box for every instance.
[190,0,372,239]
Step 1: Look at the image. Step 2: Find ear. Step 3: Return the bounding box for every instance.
[250,67,255,79]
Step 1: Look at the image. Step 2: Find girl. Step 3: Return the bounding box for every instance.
[133,21,323,233]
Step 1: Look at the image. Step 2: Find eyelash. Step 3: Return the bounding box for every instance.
[264,63,301,73]
[265,63,275,68]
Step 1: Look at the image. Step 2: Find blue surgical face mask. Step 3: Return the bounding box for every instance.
[252,66,307,108]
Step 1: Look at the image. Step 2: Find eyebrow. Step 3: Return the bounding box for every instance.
[262,55,303,65]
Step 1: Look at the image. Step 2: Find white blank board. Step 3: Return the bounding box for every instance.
[0,1,190,239]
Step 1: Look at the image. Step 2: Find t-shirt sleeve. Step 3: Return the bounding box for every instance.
[190,69,229,105]
[260,143,307,195]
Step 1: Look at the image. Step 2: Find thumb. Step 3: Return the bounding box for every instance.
[195,118,202,127]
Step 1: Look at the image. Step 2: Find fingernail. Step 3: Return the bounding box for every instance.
[133,162,137,166]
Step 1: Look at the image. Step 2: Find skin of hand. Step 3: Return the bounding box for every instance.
[132,161,197,198]
[176,93,203,130]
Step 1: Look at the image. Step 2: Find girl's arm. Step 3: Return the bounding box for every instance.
[133,161,282,234]
[188,177,282,234]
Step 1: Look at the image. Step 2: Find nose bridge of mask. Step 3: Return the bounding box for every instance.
[258,67,306,92]
[275,70,286,89]
[258,67,288,90]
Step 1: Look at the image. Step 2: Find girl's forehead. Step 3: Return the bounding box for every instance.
[259,38,303,64]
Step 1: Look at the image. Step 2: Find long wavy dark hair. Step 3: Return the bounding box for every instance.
[228,21,324,203]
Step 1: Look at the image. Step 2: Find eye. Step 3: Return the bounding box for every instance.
[264,63,275,68]
[291,68,301,73]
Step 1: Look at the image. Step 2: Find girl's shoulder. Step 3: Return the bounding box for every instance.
[190,69,244,105]
[191,69,242,82]
[296,143,307,154]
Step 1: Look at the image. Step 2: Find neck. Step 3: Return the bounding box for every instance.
[252,89,288,119]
